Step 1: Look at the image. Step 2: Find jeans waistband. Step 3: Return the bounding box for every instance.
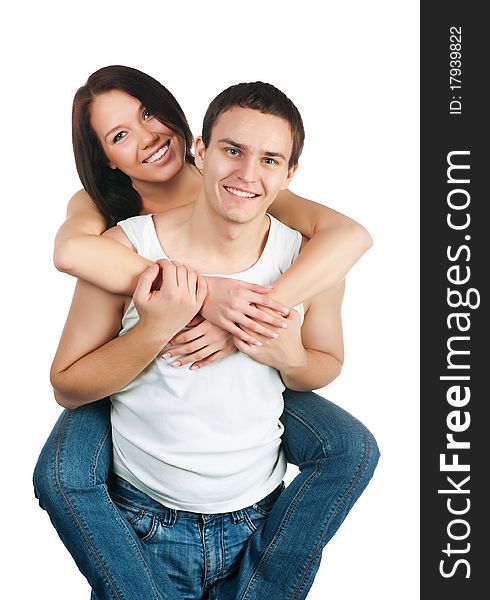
[108,472,283,521]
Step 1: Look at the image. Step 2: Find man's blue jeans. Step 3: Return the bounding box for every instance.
[33,390,379,600]
[107,473,285,600]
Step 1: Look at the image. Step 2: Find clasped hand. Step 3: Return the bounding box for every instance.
[234,307,305,372]
[133,259,207,339]
[133,261,297,370]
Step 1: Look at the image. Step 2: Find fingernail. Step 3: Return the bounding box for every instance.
[270,333,279,339]
[280,322,288,329]
[254,341,263,346]
[162,353,172,359]
[171,361,181,368]
[282,308,290,315]
[190,365,199,370]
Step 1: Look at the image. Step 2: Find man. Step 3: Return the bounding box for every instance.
[50,82,378,599]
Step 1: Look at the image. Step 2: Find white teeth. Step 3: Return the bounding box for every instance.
[146,143,169,163]
[225,187,257,198]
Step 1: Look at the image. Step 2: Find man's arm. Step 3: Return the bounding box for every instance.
[233,280,345,391]
[279,281,345,390]
[51,261,207,409]
[50,276,163,409]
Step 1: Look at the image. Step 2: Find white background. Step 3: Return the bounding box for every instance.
[0,1,419,598]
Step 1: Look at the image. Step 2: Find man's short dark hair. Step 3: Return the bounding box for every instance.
[202,82,305,168]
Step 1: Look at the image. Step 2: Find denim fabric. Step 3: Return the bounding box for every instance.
[107,474,283,600]
[213,390,380,600]
[33,400,179,600]
[33,391,379,600]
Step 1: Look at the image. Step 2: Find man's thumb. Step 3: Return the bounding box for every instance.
[134,264,159,301]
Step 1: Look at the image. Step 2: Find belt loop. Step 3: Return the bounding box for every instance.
[162,507,177,527]
[231,510,244,524]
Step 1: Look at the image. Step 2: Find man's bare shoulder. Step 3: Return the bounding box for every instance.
[153,203,193,229]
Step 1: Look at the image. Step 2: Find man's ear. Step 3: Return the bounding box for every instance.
[194,136,206,169]
[280,163,299,190]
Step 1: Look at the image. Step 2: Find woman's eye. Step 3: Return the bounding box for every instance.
[143,108,153,120]
[113,131,127,143]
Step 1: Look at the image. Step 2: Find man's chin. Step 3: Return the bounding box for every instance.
[221,211,256,225]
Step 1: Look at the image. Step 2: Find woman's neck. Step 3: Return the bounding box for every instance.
[133,163,203,215]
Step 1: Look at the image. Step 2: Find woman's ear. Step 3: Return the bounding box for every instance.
[194,136,206,169]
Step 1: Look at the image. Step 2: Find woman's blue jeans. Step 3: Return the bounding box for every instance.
[33,390,379,600]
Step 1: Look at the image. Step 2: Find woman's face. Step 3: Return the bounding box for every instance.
[90,89,186,184]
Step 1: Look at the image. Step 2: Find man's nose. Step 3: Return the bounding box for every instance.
[237,157,258,183]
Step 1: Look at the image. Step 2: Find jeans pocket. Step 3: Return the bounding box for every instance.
[243,482,285,531]
[113,497,158,542]
[250,482,285,516]
[243,507,266,533]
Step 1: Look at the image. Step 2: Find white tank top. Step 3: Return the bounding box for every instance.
[111,214,303,513]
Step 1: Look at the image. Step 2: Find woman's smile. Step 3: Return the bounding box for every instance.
[143,140,171,165]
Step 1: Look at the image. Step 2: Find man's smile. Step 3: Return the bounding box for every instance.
[223,185,260,199]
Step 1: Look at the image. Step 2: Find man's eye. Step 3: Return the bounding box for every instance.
[226,148,240,156]
[263,157,277,165]
[113,131,127,143]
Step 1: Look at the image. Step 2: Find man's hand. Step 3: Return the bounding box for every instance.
[201,277,291,344]
[233,308,306,372]
[133,260,207,340]
[160,317,236,370]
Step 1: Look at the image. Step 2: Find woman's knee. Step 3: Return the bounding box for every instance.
[360,424,380,481]
[325,422,380,512]
[282,389,380,476]
[33,434,57,509]
[321,408,380,484]
[33,401,112,504]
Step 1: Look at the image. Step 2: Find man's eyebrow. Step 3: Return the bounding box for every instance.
[217,138,245,149]
[104,104,145,141]
[217,138,287,161]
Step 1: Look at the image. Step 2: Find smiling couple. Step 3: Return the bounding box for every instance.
[34,67,379,600]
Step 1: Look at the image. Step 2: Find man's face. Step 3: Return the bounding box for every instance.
[195,107,297,225]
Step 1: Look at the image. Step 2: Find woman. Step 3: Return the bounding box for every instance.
[34,65,379,600]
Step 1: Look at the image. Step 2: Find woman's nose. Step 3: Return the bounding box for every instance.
[139,126,159,149]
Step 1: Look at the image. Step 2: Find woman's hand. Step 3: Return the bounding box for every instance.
[160,316,236,370]
[201,277,291,344]
[233,308,306,372]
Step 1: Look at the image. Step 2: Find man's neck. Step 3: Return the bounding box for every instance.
[154,192,271,275]
[195,192,270,271]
